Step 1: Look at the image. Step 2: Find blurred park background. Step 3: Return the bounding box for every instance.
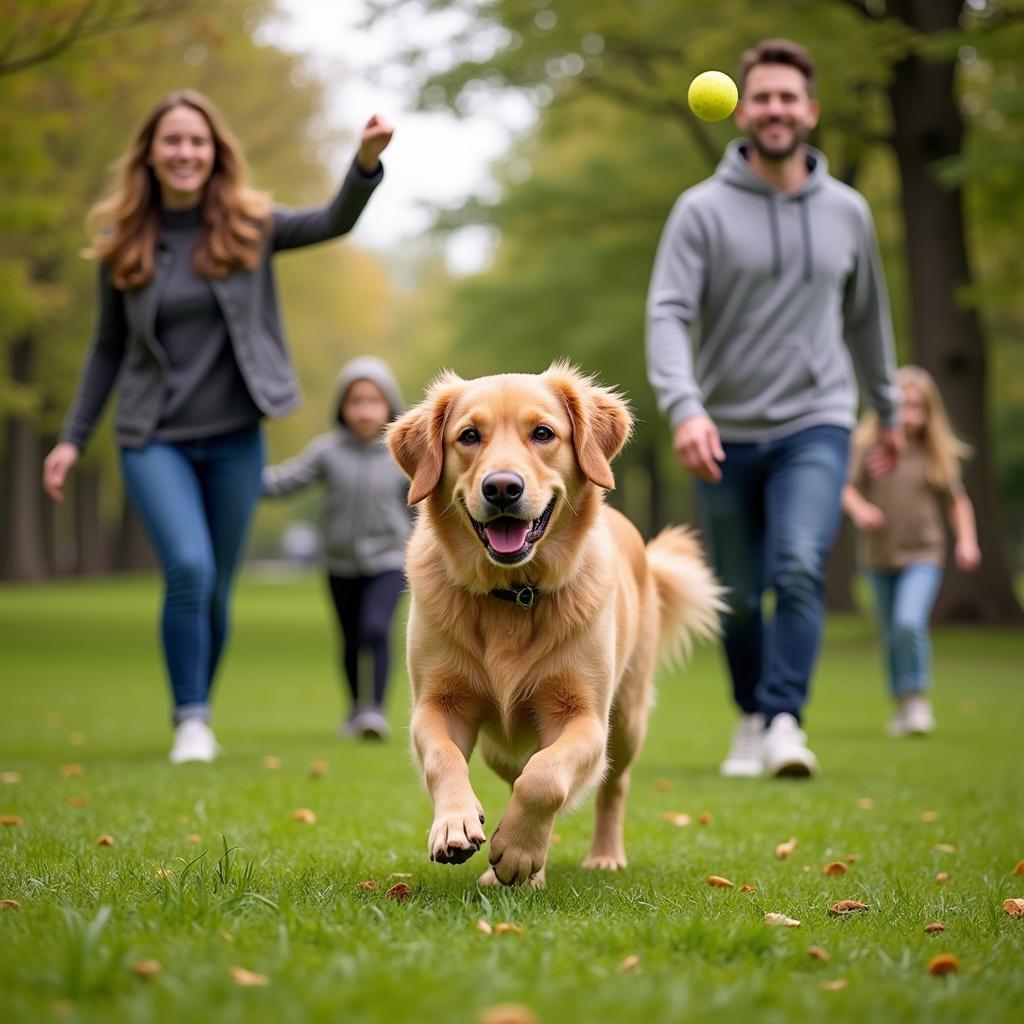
[1,0,1022,624]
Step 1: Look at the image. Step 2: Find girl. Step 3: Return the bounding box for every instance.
[263,357,410,740]
[43,90,393,763]
[843,366,981,736]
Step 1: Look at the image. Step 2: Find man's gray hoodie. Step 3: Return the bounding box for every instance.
[262,356,410,576]
[646,140,899,442]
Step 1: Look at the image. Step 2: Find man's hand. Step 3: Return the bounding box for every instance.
[356,114,394,174]
[673,415,725,483]
[850,501,886,533]
[955,539,981,573]
[865,426,904,478]
[43,442,79,503]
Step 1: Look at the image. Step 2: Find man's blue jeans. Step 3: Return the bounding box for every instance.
[868,562,943,699]
[696,425,850,724]
[120,424,264,724]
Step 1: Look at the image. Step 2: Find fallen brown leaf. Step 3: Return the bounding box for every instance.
[653,778,671,792]
[68,732,85,746]
[927,954,959,976]
[707,875,734,888]
[494,922,524,935]
[935,872,949,884]
[60,763,84,778]
[924,922,948,934]
[764,912,802,927]
[1,815,23,827]
[385,883,411,902]
[389,872,413,879]
[0,772,20,784]
[66,796,89,808]
[808,946,829,961]
[0,899,21,910]
[821,979,848,991]
[1003,898,1024,917]
[921,810,939,823]
[1012,860,1024,876]
[230,965,269,988]
[740,885,757,894]
[661,811,691,827]
[155,868,174,879]
[618,953,641,972]
[829,900,868,915]
[97,834,114,846]
[856,797,874,810]
[185,834,202,844]
[822,861,848,876]
[933,843,956,854]
[131,959,161,980]
[290,808,316,824]
[476,1003,539,1024]
[776,837,797,859]
[845,854,860,863]
[698,812,712,826]
[476,918,493,935]
[357,880,379,891]
[309,759,329,779]
[261,755,281,770]
[222,931,235,943]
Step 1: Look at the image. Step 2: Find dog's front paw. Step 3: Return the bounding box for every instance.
[488,819,550,886]
[429,805,486,865]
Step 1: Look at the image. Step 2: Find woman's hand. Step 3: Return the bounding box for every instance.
[43,442,79,503]
[851,501,887,532]
[955,539,981,573]
[356,114,395,174]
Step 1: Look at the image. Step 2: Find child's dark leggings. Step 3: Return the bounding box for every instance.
[327,570,405,709]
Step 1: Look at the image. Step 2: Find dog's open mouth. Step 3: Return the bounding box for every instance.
[466,496,557,565]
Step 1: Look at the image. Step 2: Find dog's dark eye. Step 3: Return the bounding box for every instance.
[531,425,555,443]
[458,427,481,445]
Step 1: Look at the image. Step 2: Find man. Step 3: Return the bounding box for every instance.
[646,39,902,777]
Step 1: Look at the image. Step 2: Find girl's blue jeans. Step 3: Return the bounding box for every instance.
[867,562,943,699]
[120,424,264,724]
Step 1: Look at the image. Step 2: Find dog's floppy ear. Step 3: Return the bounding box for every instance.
[386,370,463,505]
[544,361,633,490]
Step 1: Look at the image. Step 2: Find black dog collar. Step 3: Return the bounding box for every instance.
[489,584,540,609]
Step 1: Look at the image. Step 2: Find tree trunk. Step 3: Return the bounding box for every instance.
[825,518,858,612]
[74,466,107,575]
[0,336,46,581]
[113,495,156,573]
[887,0,1023,624]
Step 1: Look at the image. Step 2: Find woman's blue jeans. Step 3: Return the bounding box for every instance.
[695,425,850,725]
[868,562,943,699]
[120,424,264,724]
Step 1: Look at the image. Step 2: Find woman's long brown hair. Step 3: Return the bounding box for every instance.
[85,90,271,289]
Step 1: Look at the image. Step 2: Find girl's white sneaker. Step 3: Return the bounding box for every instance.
[169,719,219,764]
[902,695,936,735]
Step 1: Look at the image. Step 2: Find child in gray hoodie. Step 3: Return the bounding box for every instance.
[263,356,410,739]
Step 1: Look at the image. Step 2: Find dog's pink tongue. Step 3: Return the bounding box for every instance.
[485,518,531,554]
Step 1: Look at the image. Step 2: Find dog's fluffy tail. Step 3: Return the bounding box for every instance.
[646,526,726,666]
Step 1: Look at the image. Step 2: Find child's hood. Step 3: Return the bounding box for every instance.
[331,356,406,427]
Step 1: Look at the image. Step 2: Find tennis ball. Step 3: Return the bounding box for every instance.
[687,71,739,122]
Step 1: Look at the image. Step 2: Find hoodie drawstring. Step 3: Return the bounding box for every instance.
[766,198,782,278]
[798,197,813,282]
[765,195,814,282]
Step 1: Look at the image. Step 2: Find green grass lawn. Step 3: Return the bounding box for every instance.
[1,573,1022,1024]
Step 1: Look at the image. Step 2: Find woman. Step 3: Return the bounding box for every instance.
[42,90,393,763]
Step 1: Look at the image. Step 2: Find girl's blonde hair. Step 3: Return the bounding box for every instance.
[85,89,271,289]
[852,365,971,490]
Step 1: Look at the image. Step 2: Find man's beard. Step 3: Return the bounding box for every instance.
[749,120,809,161]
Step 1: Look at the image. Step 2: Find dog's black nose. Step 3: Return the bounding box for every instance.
[481,471,524,510]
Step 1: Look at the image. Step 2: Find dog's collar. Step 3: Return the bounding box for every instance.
[489,584,541,609]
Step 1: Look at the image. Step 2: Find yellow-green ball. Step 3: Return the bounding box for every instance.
[687,71,738,122]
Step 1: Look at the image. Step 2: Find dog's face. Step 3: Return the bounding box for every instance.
[388,364,632,569]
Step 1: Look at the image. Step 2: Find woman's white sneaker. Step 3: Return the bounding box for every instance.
[762,713,819,778]
[169,719,219,764]
[902,695,936,735]
[720,713,766,777]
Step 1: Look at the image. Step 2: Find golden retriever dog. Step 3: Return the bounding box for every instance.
[386,363,723,887]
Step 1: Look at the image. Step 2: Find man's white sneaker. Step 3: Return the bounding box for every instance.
[762,713,819,778]
[720,713,766,777]
[901,694,935,735]
[169,719,219,764]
